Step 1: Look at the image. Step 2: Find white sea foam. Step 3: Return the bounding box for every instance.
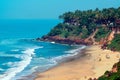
[52,45,86,62]
[34,45,86,72]
[0,68,4,71]
[0,39,17,45]
[27,57,58,74]
[0,52,21,59]
[51,41,55,44]
[3,62,14,67]
[65,45,86,54]
[11,49,19,52]
[0,45,85,80]
[31,66,39,72]
[0,47,40,80]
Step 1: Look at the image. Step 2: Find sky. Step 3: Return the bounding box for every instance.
[0,0,120,19]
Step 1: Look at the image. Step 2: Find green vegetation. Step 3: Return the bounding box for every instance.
[98,61,120,80]
[42,7,120,80]
[108,34,120,51]
[94,27,111,41]
[46,7,120,40]
[98,34,120,80]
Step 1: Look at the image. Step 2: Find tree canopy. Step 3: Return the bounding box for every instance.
[46,7,120,40]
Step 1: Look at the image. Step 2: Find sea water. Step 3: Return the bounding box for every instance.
[0,19,86,80]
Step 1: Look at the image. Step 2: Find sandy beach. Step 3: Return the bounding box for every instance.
[35,45,120,80]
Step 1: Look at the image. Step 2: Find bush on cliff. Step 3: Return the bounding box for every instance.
[108,34,120,51]
[94,27,111,41]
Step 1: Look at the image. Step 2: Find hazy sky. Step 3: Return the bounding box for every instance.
[0,0,120,19]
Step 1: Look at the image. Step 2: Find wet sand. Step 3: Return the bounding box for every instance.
[35,45,120,80]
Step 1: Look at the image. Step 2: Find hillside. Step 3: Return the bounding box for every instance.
[38,7,120,47]
[36,7,120,80]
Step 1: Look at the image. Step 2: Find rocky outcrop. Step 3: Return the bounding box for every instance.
[37,35,93,45]
[36,29,117,46]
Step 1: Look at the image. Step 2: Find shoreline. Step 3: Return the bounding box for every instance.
[17,44,87,80]
[34,45,120,80]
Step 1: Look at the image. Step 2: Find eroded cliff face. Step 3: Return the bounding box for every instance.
[37,29,118,46]
[99,30,117,46]
[39,35,93,45]
[107,31,115,44]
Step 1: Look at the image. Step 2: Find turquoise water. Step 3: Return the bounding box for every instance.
[0,19,61,39]
[0,19,85,80]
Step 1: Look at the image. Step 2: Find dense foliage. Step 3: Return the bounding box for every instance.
[94,27,111,41]
[42,7,120,80]
[108,34,120,51]
[46,7,120,40]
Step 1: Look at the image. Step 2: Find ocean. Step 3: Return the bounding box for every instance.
[0,19,85,80]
